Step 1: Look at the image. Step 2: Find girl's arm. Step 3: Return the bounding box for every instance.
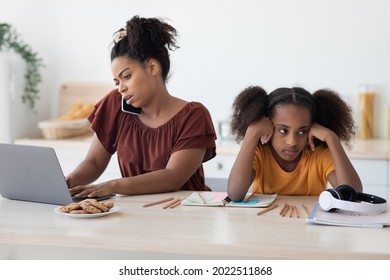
[68,134,207,198]
[227,117,274,201]
[308,123,363,192]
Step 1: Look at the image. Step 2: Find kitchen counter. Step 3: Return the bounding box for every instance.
[343,139,390,160]
[15,133,94,150]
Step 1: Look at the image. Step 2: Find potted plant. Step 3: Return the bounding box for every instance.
[0,23,44,110]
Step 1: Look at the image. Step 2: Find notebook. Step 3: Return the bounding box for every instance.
[306,202,390,228]
[0,143,114,205]
[181,191,277,208]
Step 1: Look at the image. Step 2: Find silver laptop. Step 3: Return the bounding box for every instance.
[0,143,113,205]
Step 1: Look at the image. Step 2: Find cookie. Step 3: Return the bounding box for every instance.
[80,200,102,214]
[85,199,109,212]
[69,210,89,214]
[59,202,81,213]
[101,201,114,209]
[58,199,115,215]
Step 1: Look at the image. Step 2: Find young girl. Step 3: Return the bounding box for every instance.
[67,16,216,198]
[227,86,362,201]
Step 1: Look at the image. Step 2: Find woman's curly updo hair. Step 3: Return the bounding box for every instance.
[231,86,356,147]
[111,15,179,82]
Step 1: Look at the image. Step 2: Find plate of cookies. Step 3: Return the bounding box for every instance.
[54,199,119,218]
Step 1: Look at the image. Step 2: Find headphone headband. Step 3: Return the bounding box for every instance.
[357,192,387,204]
[319,189,387,214]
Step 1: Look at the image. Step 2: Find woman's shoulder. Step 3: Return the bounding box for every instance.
[88,88,124,124]
[182,101,209,110]
[98,88,121,104]
[90,88,121,113]
[169,101,215,135]
[173,101,213,123]
[94,89,123,114]
[178,101,212,117]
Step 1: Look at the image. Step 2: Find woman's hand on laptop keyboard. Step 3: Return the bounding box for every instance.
[69,181,114,199]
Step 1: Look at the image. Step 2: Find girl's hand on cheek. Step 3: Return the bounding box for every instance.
[261,117,274,144]
[308,123,334,150]
[308,133,316,151]
[248,117,274,144]
[308,123,322,151]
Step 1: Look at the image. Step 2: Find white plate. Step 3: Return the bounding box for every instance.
[54,206,120,218]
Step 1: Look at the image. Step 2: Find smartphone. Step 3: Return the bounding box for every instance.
[121,96,141,115]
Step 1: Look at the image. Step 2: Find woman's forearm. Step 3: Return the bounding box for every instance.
[67,157,109,187]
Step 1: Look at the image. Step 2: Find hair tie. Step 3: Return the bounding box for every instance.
[113,26,127,43]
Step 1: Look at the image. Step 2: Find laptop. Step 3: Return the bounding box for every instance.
[0,143,114,205]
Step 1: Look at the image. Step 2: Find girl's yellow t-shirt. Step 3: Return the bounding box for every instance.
[252,144,334,195]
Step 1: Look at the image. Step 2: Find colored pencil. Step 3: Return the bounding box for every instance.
[294,205,300,218]
[289,204,294,218]
[169,199,182,209]
[279,203,288,215]
[302,204,310,216]
[281,204,290,217]
[143,197,174,208]
[198,192,206,204]
[256,204,278,216]
[163,198,181,209]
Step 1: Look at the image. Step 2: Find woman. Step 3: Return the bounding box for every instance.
[67,16,216,198]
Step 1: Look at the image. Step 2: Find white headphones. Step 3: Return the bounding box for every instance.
[319,184,387,214]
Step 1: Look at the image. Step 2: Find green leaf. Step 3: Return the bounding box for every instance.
[0,23,44,111]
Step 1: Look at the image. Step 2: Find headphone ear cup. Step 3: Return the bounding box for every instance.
[327,188,341,199]
[324,189,339,212]
[335,184,357,202]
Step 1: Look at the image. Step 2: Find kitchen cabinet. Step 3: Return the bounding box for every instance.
[203,154,235,179]
[350,159,388,198]
[203,141,240,178]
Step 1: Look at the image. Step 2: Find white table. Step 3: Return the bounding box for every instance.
[0,192,389,259]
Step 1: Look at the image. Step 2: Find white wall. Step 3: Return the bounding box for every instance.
[1,0,390,138]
